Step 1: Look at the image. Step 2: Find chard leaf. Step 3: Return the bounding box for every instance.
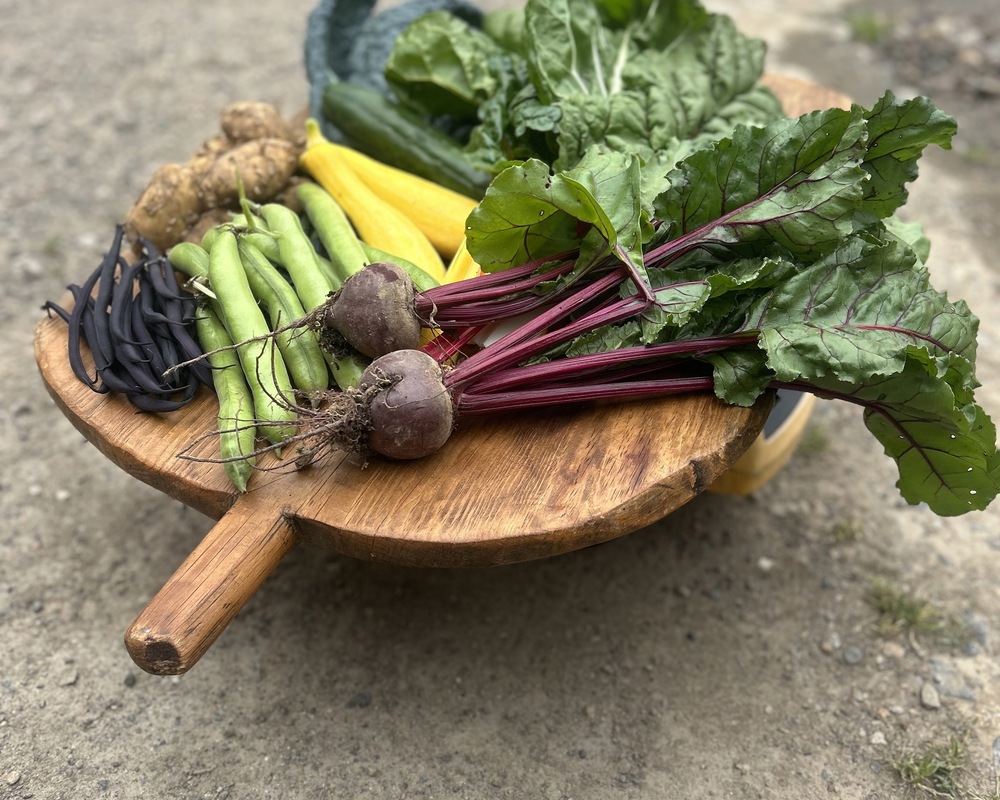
[693,14,768,109]
[482,7,525,52]
[465,57,561,168]
[466,148,645,277]
[554,14,774,176]
[704,349,774,406]
[883,215,931,263]
[554,86,690,173]
[385,11,506,118]
[601,0,711,49]
[818,360,998,516]
[623,14,764,108]
[524,0,629,102]
[756,231,979,393]
[690,86,785,146]
[652,106,869,255]
[858,92,958,224]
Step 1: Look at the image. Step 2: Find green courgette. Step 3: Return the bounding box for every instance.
[321,81,493,200]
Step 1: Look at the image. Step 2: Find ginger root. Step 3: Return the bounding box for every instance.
[124,101,305,252]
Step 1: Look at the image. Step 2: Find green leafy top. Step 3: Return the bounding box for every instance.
[379,0,997,515]
[386,0,782,210]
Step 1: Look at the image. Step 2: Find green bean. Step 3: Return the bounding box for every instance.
[200,225,220,252]
[326,351,368,390]
[230,209,285,264]
[259,202,372,390]
[297,181,368,284]
[260,202,339,307]
[237,238,330,396]
[240,228,283,264]
[167,242,210,280]
[195,305,257,492]
[314,254,341,290]
[208,229,297,446]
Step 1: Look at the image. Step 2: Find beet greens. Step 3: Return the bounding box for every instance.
[383,93,996,517]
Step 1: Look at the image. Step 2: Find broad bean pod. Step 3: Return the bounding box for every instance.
[208,229,297,446]
[195,305,257,492]
[237,237,330,397]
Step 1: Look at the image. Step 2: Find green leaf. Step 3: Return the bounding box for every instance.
[600,0,711,48]
[704,349,774,406]
[385,11,506,118]
[524,0,630,102]
[635,255,792,342]
[827,360,998,516]
[482,7,525,52]
[466,148,646,278]
[563,320,643,358]
[757,231,979,392]
[858,92,958,224]
[554,14,774,175]
[883,215,931,263]
[464,160,581,271]
[624,14,765,106]
[639,281,714,340]
[652,106,869,256]
[464,56,561,168]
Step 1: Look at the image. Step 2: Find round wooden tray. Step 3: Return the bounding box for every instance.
[34,74,850,675]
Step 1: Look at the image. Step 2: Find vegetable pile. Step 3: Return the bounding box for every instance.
[40,0,1000,519]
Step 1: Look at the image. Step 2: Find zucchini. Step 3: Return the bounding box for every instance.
[321,81,493,200]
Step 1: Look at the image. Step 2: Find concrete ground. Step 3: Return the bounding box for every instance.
[2,1,999,798]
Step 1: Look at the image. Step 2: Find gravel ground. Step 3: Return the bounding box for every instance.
[2,1,999,798]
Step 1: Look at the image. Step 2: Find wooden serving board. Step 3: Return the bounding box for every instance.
[34,74,851,675]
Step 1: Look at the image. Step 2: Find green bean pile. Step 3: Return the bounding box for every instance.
[168,198,379,490]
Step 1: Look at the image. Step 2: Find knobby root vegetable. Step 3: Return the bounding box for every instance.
[200,138,300,210]
[220,101,294,143]
[124,101,304,253]
[125,164,205,252]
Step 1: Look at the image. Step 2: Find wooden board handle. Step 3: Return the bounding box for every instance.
[124,498,297,675]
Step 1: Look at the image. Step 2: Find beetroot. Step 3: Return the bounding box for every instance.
[358,349,453,460]
[325,261,422,359]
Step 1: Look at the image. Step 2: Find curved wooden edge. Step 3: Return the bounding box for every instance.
[761,72,854,115]
[36,301,771,568]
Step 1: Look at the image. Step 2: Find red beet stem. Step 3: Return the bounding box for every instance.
[454,375,718,414]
